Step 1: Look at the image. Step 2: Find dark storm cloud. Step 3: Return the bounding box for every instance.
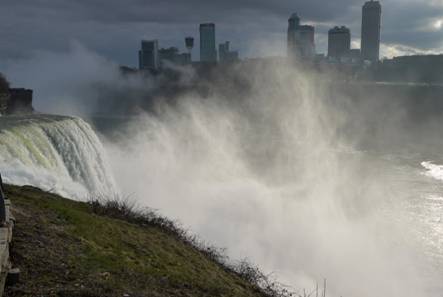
[0,0,442,65]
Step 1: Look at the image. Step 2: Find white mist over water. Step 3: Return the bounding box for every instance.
[422,161,443,182]
[3,46,443,296]
[106,65,441,297]
[0,115,117,199]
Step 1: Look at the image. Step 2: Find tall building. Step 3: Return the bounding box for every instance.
[298,25,316,58]
[199,23,217,62]
[287,13,301,56]
[287,13,315,60]
[138,40,159,71]
[361,0,382,63]
[328,26,351,61]
[219,41,239,63]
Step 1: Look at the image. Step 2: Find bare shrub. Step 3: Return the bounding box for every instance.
[88,194,304,297]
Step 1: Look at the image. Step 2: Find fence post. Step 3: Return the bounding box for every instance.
[0,175,6,225]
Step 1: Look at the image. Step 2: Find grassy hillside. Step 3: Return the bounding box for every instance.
[3,184,269,297]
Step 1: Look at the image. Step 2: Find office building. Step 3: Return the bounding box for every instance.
[287,13,316,60]
[328,26,351,61]
[200,23,217,62]
[361,0,382,63]
[138,40,159,71]
[298,25,316,58]
[287,13,301,56]
[159,47,191,66]
[348,49,361,63]
[219,41,239,63]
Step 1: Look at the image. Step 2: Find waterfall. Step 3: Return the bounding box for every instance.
[0,114,117,199]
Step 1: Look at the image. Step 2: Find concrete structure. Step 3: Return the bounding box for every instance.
[159,47,179,65]
[298,25,316,58]
[287,13,301,57]
[287,13,316,60]
[138,40,160,71]
[328,26,351,61]
[348,49,362,63]
[199,23,217,63]
[185,37,194,61]
[219,41,239,63]
[159,47,191,66]
[361,0,382,63]
[185,37,194,51]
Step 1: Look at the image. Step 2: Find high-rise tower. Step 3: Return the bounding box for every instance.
[328,26,351,61]
[199,23,217,63]
[138,40,159,71]
[361,0,382,63]
[287,13,315,60]
[287,13,301,56]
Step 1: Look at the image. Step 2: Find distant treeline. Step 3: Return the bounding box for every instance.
[369,55,443,83]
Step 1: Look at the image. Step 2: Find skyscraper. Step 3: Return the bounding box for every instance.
[297,25,316,58]
[287,13,315,60]
[361,0,382,63]
[328,26,351,61]
[199,23,217,63]
[287,13,301,56]
[138,40,159,71]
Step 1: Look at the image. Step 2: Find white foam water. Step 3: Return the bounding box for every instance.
[0,115,117,199]
[421,161,443,182]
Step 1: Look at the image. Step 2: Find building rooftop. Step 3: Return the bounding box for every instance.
[329,26,350,33]
[299,25,315,31]
[289,13,299,20]
[363,0,381,8]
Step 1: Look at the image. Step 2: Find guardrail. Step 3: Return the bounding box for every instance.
[0,174,16,295]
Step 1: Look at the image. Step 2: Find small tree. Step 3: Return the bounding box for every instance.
[0,73,10,93]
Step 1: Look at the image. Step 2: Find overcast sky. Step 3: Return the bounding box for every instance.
[1,0,443,67]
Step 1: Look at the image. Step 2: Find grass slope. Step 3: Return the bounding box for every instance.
[4,185,265,297]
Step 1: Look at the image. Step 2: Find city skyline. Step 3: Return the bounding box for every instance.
[1,0,442,67]
[142,2,378,67]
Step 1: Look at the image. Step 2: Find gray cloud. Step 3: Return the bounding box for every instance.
[0,0,442,66]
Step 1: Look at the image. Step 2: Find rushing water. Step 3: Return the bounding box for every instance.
[0,114,117,199]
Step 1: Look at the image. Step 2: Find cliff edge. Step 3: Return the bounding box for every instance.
[3,185,267,297]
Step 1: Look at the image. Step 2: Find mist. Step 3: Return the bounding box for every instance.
[106,66,437,296]
[4,46,443,296]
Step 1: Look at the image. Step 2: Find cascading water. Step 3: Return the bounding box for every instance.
[0,114,117,199]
